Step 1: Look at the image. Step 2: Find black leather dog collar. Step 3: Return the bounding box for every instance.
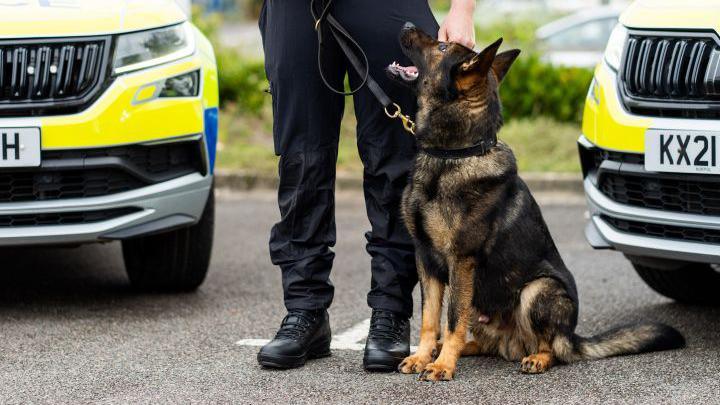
[419,137,497,159]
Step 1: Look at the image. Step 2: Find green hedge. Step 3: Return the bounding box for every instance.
[214,49,592,123]
[217,49,268,113]
[194,3,591,123]
[500,54,593,123]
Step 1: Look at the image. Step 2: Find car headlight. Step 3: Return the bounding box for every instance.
[113,22,195,74]
[604,24,628,71]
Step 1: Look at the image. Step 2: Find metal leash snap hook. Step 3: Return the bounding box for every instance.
[384,103,401,118]
[384,103,415,135]
[399,113,416,135]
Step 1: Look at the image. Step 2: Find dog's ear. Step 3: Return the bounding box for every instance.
[459,38,503,76]
[444,38,504,99]
[491,49,521,82]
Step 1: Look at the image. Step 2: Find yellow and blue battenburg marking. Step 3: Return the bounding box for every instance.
[204,107,219,173]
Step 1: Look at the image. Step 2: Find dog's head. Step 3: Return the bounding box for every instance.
[386,23,520,147]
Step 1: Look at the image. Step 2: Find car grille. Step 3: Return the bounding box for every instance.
[0,169,144,202]
[0,37,111,116]
[600,171,720,216]
[602,215,720,245]
[583,147,720,216]
[0,207,141,228]
[619,31,720,118]
[590,149,644,168]
[0,140,205,203]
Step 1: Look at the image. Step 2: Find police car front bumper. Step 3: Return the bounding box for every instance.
[0,172,212,246]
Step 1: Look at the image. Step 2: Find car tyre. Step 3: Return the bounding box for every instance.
[632,260,720,305]
[122,186,214,292]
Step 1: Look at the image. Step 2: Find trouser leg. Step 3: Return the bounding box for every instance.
[334,0,440,317]
[260,0,346,311]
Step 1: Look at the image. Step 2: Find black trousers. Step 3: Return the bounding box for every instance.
[259,0,438,317]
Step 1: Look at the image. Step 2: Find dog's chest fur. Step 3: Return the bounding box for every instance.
[402,146,515,282]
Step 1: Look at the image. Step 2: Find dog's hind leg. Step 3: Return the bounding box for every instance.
[420,257,476,381]
[521,343,556,374]
[460,340,483,356]
[516,277,577,374]
[399,263,444,374]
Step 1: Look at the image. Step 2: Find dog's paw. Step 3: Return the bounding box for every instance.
[418,362,455,381]
[398,354,431,374]
[520,353,552,374]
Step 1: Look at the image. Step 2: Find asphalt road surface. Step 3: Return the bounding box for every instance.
[1,190,719,404]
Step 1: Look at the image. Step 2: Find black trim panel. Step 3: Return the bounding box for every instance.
[0,207,141,228]
[602,215,720,245]
[0,140,205,203]
[579,141,720,216]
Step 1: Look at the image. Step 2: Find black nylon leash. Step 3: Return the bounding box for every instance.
[311,0,497,158]
[311,0,416,134]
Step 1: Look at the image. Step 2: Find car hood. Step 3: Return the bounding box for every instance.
[621,0,720,33]
[0,0,186,38]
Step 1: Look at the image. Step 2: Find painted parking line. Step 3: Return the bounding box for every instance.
[331,318,370,350]
[236,318,418,351]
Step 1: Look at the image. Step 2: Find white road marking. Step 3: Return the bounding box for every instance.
[235,318,418,351]
[332,318,371,347]
[235,338,271,347]
[235,338,368,351]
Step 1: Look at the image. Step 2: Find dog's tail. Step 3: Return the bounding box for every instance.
[559,323,684,362]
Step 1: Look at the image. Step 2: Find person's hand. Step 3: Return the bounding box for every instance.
[438,0,476,49]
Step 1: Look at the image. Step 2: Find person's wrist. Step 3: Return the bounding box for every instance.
[449,0,475,15]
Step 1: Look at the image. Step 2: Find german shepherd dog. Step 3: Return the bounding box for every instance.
[385,24,685,381]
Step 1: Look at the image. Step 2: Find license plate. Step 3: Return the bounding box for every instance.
[645,129,720,175]
[0,128,41,168]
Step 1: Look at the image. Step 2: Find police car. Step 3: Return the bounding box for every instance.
[580,0,720,304]
[0,0,218,291]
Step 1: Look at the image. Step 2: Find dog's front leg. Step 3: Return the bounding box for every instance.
[420,257,475,381]
[399,258,444,374]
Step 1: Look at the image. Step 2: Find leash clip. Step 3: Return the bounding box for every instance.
[384,103,416,135]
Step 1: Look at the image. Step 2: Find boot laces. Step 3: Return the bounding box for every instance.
[368,310,407,341]
[275,310,316,340]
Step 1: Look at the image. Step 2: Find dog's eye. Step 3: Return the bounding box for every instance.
[438,43,448,52]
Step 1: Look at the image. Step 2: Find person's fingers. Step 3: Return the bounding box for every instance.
[457,34,475,49]
[438,26,449,42]
[448,33,474,49]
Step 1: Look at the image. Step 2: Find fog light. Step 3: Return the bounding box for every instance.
[160,70,199,97]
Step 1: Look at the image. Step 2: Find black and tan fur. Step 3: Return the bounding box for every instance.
[386,25,685,381]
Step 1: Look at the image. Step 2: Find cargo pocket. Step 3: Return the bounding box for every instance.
[267,81,282,156]
[258,0,282,155]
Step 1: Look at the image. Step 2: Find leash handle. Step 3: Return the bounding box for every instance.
[311,0,415,135]
[311,0,369,97]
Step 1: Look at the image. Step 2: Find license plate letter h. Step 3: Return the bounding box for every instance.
[2,132,20,160]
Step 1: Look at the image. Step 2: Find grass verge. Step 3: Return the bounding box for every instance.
[217,104,580,174]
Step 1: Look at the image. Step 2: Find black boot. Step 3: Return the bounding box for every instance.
[363,309,410,372]
[257,309,332,369]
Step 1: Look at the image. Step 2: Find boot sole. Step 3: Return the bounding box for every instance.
[363,352,407,372]
[257,338,331,369]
